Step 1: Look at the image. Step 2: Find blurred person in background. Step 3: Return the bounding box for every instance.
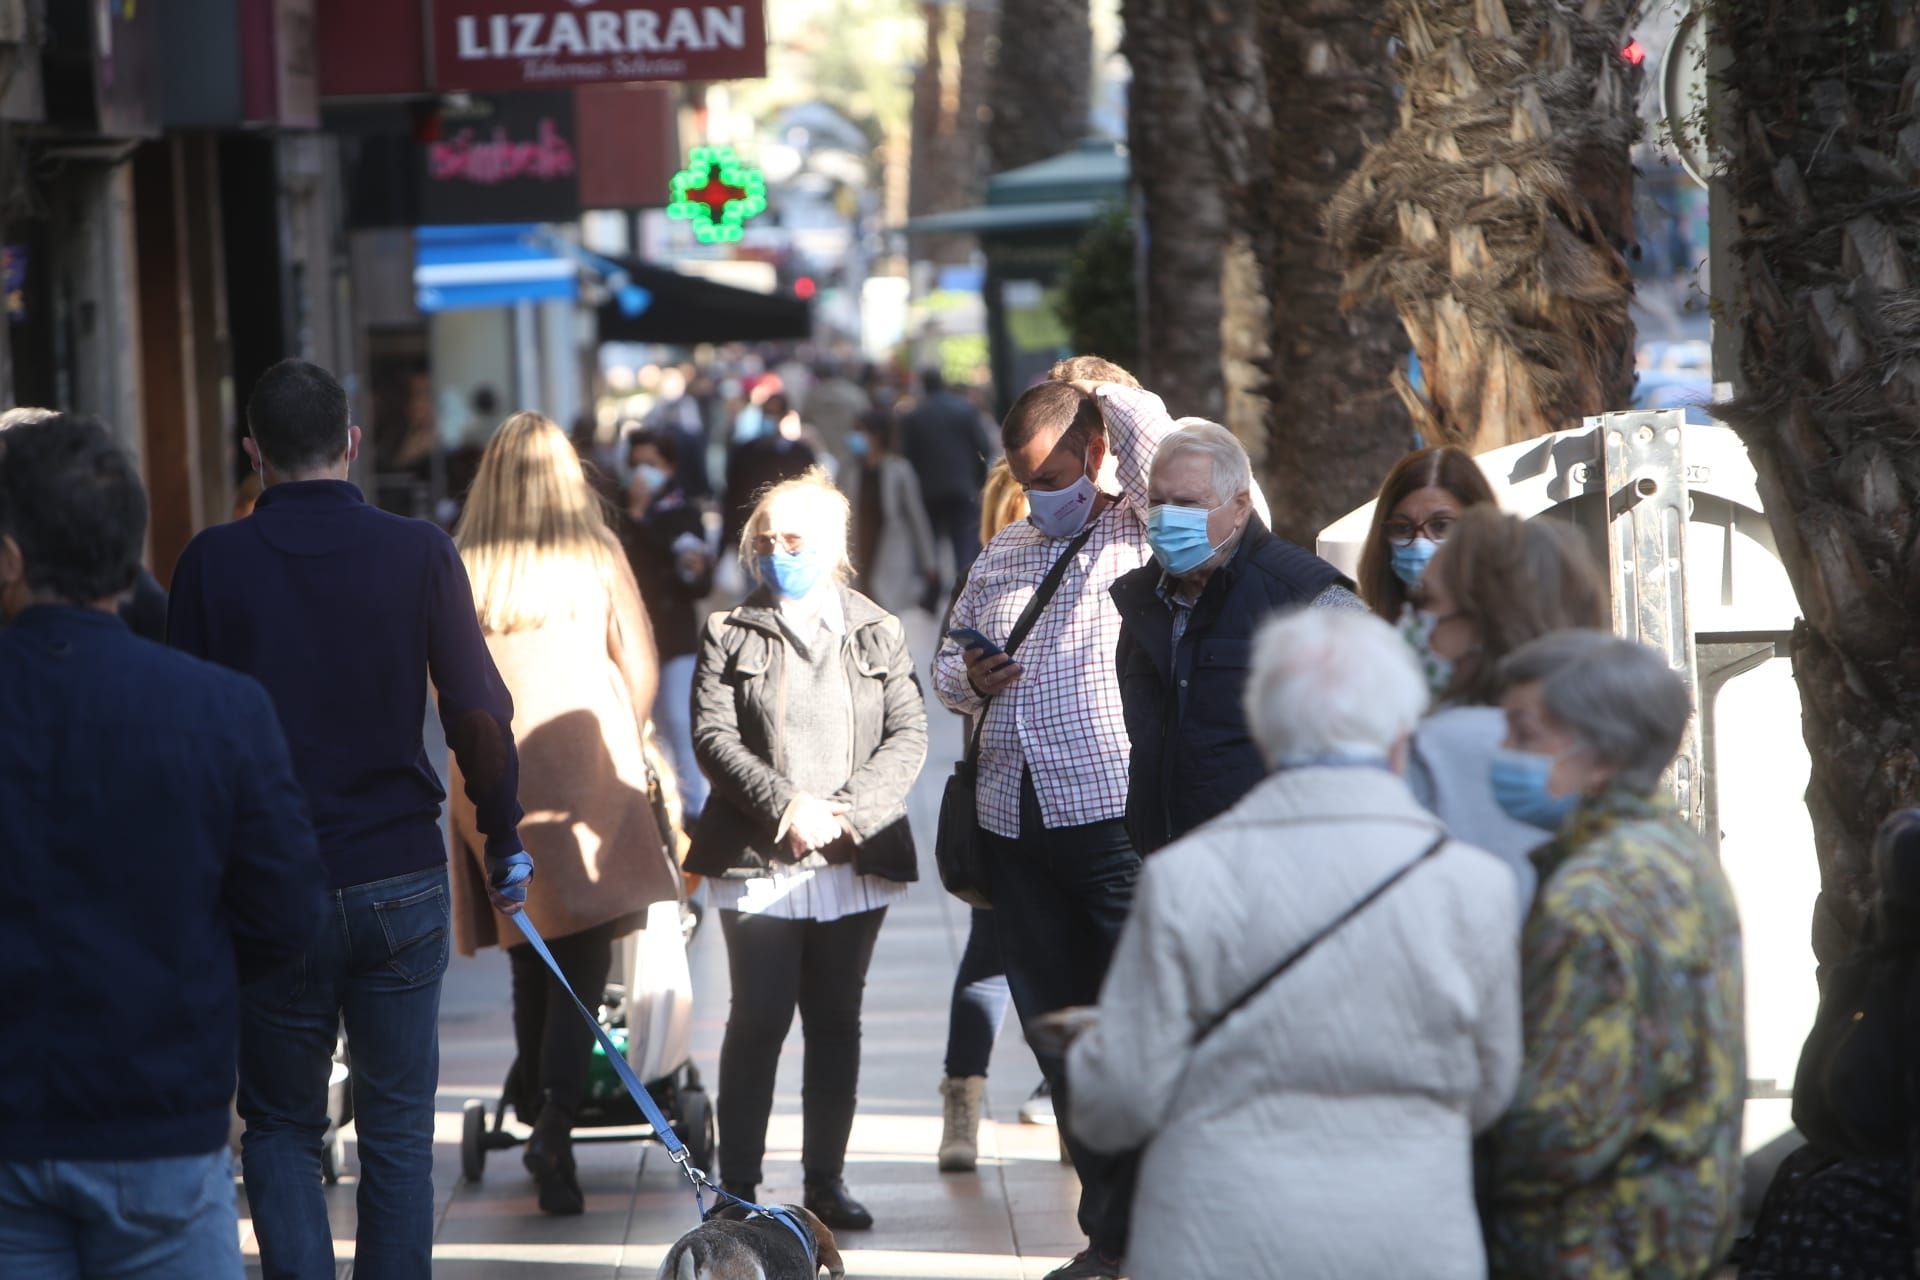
[1065,608,1522,1279]
[690,471,927,1232]
[1111,422,1357,856]
[168,359,530,1280]
[622,426,716,823]
[938,457,1047,1174]
[1404,508,1609,900]
[724,392,816,557]
[845,408,939,618]
[803,361,873,477]
[449,413,678,1217]
[934,376,1183,1280]
[0,415,324,1280]
[1484,631,1744,1280]
[901,368,994,584]
[0,406,168,640]
[1358,446,1498,663]
[645,365,713,500]
[1740,807,1920,1279]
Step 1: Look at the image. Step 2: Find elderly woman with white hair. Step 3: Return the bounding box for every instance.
[1061,607,1523,1279]
[1482,631,1744,1280]
[688,467,929,1231]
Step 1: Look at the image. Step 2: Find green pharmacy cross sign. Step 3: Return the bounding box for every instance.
[667,146,768,245]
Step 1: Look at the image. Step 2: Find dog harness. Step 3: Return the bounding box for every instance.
[510,913,820,1271]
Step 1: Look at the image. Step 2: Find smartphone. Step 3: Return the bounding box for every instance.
[947,627,1004,659]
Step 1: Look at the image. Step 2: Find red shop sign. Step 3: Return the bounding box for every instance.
[430,1,766,91]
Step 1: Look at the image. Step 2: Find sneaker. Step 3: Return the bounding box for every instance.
[1019,1079,1055,1126]
[938,1075,986,1172]
[1043,1248,1125,1278]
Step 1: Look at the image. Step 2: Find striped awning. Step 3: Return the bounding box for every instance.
[413,224,577,314]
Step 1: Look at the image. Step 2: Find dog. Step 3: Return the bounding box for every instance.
[655,1200,846,1280]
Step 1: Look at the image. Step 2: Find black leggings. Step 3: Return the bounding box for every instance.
[507,919,620,1122]
[945,906,1012,1078]
[716,907,887,1186]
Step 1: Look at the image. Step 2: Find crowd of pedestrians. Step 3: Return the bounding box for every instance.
[16,343,1895,1280]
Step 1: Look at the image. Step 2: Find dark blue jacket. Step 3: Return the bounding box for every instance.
[0,607,325,1160]
[167,480,524,889]
[1112,517,1350,854]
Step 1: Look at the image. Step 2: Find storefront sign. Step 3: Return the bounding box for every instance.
[666,145,766,245]
[419,93,581,225]
[429,1,766,91]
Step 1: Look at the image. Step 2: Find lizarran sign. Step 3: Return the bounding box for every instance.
[429,1,766,92]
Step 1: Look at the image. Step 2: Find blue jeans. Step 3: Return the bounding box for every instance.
[654,653,709,820]
[944,907,1012,1078]
[0,1150,240,1279]
[238,867,449,1280]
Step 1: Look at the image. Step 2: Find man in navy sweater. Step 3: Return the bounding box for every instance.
[0,416,325,1277]
[168,360,531,1280]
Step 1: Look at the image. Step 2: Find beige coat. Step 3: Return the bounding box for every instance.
[449,562,679,953]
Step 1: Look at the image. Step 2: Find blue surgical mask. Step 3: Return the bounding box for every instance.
[636,464,668,495]
[1490,747,1581,831]
[1145,502,1226,576]
[847,433,871,459]
[1025,455,1099,539]
[758,547,829,600]
[1391,536,1439,587]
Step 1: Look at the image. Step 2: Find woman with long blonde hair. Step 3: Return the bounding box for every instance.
[449,411,679,1216]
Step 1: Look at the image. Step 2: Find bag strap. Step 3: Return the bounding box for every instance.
[1192,831,1449,1047]
[964,523,1097,763]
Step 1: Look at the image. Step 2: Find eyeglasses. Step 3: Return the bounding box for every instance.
[1382,513,1456,548]
[750,532,806,555]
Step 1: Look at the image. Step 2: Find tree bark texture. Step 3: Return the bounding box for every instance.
[1328,0,1644,455]
[910,1,993,266]
[1121,0,1227,424]
[986,0,1092,172]
[1713,0,1920,963]
[1178,0,1414,545]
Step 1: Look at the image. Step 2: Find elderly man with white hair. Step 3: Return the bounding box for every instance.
[1110,419,1359,854]
[1060,607,1523,1279]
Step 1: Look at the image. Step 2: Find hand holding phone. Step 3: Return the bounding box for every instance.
[947,626,1003,658]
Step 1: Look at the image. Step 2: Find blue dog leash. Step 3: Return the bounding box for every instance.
[506,904,818,1268]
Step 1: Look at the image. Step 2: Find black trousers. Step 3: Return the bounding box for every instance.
[984,772,1142,1259]
[716,907,888,1187]
[506,919,619,1122]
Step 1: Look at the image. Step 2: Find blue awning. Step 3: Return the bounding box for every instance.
[413,224,577,314]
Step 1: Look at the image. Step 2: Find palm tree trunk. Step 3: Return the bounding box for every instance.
[1179,0,1413,545]
[1713,0,1920,963]
[987,0,1092,172]
[1121,0,1227,421]
[1329,0,1644,454]
[910,1,991,266]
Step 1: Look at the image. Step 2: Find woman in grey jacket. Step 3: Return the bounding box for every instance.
[688,468,928,1233]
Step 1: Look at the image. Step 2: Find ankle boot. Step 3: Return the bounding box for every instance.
[803,1175,874,1231]
[523,1091,584,1216]
[938,1075,987,1172]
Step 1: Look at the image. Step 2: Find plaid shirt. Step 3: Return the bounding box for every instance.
[935,385,1177,837]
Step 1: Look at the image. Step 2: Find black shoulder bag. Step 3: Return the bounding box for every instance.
[1192,830,1449,1045]
[935,526,1096,907]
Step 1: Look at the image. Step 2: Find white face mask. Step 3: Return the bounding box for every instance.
[1025,456,1098,539]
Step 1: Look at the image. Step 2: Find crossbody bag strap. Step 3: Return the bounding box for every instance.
[965,523,1098,763]
[1192,830,1450,1047]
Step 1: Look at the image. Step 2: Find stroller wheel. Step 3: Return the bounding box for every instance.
[677,1087,715,1177]
[461,1099,488,1183]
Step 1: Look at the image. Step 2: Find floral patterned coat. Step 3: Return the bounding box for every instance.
[1486,790,1746,1279]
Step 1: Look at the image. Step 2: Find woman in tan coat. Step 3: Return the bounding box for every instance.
[449,411,679,1216]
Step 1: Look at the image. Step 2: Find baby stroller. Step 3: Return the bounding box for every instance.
[459,898,714,1182]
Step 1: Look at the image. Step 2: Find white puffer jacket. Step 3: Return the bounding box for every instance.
[1068,765,1522,1280]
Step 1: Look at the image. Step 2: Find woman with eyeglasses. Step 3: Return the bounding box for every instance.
[1357,445,1497,621]
[1401,507,1609,900]
[688,468,928,1232]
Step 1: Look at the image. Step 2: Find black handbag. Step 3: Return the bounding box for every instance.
[935,526,1095,908]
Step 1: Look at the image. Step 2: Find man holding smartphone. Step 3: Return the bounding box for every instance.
[932,373,1177,1280]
